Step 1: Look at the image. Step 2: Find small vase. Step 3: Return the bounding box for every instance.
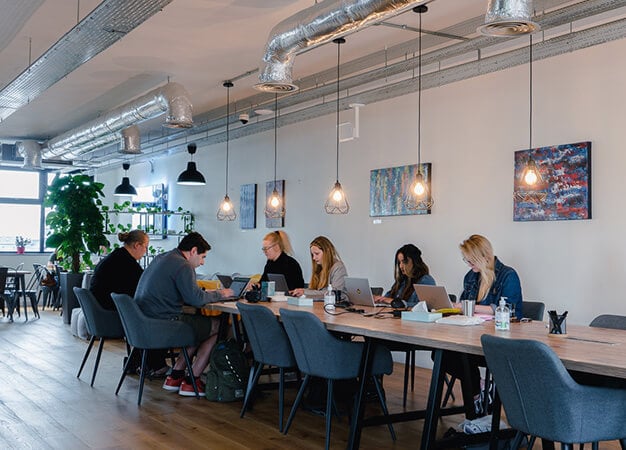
[16,246,25,254]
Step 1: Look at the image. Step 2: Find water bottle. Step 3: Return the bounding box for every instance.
[495,297,510,331]
[324,284,335,310]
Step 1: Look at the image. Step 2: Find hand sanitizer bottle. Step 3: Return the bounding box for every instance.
[495,297,510,331]
[324,284,335,310]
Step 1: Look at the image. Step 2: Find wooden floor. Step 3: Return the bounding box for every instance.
[0,310,622,450]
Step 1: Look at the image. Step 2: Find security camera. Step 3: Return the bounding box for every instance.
[239,113,249,125]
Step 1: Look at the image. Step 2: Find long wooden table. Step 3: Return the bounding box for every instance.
[205,300,626,449]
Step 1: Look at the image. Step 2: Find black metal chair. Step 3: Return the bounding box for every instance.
[0,267,9,317]
[237,302,298,432]
[111,293,199,405]
[482,334,626,449]
[73,288,127,387]
[280,308,395,449]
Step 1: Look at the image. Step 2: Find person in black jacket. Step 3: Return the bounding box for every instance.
[260,230,304,291]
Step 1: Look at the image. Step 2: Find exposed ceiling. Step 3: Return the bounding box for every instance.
[0,0,624,171]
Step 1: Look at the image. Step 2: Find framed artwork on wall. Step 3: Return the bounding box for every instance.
[265,180,285,228]
[240,183,257,230]
[369,163,432,217]
[513,141,591,221]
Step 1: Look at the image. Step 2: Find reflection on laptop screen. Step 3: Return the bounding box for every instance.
[267,273,289,292]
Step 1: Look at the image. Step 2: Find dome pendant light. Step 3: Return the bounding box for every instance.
[177,143,206,186]
[405,5,433,211]
[324,37,349,215]
[265,94,285,219]
[217,81,237,221]
[114,162,137,196]
[520,34,542,187]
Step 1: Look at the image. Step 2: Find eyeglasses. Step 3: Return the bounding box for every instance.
[261,243,277,252]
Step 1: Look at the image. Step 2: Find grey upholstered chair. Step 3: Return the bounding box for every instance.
[73,287,127,386]
[589,314,626,330]
[237,302,298,432]
[279,308,395,450]
[481,334,626,450]
[111,293,199,405]
[521,300,545,321]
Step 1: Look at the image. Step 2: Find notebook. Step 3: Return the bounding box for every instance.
[345,277,386,307]
[216,274,233,288]
[413,284,454,311]
[221,277,251,301]
[267,273,289,292]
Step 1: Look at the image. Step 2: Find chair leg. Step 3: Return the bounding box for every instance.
[278,367,286,433]
[91,338,105,387]
[324,379,335,450]
[442,375,456,407]
[181,348,199,398]
[241,362,263,418]
[77,335,96,378]
[116,347,137,395]
[527,436,537,450]
[284,374,311,435]
[372,375,396,441]
[620,439,626,450]
[561,444,573,450]
[137,349,148,405]
[28,293,39,319]
[510,430,525,450]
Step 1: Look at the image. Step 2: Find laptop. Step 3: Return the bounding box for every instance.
[345,277,386,307]
[216,274,233,288]
[221,276,251,301]
[413,284,454,311]
[267,273,289,292]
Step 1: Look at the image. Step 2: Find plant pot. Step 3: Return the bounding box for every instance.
[16,246,25,254]
[60,272,84,324]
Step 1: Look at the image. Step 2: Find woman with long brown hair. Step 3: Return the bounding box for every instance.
[291,236,347,299]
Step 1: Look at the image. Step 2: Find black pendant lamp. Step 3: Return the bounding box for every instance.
[177,143,206,186]
[404,5,433,211]
[114,162,137,196]
[217,81,236,221]
[265,94,285,219]
[324,37,349,215]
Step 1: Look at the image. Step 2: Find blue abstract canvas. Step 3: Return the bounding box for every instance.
[239,183,257,230]
[369,163,432,217]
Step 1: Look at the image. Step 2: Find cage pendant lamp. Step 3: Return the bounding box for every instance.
[520,34,543,187]
[217,81,237,221]
[114,162,137,196]
[405,5,433,211]
[325,38,349,215]
[265,94,285,218]
[177,143,206,185]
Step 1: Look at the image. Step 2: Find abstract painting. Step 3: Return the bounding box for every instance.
[513,141,591,221]
[265,179,285,228]
[239,183,257,230]
[370,163,432,217]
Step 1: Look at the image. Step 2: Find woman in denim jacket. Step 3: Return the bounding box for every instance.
[458,234,523,319]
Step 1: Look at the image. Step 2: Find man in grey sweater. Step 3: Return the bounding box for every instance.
[135,232,234,396]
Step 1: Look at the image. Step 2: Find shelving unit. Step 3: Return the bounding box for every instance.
[102,208,194,238]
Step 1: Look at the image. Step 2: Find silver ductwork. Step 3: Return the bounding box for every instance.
[255,0,429,92]
[120,125,141,154]
[16,140,43,169]
[42,82,192,160]
[477,0,540,37]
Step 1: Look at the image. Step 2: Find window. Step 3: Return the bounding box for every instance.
[0,167,49,253]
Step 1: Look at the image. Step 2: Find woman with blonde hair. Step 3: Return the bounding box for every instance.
[260,230,304,291]
[291,236,348,299]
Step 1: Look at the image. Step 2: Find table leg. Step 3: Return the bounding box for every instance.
[421,348,446,450]
[347,337,373,450]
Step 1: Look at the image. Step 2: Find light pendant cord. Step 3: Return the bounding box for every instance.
[335,39,341,183]
[529,34,533,151]
[417,9,422,167]
[273,93,278,184]
[225,82,231,195]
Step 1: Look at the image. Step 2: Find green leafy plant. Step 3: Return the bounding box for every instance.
[44,174,109,273]
[15,236,32,247]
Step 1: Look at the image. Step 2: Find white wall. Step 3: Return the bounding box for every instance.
[97,37,626,326]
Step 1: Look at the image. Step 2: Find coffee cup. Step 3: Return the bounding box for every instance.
[461,299,475,317]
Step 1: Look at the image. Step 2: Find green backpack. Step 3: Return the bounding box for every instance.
[205,339,249,402]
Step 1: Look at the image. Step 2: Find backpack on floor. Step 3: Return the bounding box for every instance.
[205,339,249,402]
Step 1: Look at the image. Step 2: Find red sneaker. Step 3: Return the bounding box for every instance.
[162,375,184,392]
[179,378,206,397]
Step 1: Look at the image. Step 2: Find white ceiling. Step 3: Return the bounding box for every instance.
[0,0,622,166]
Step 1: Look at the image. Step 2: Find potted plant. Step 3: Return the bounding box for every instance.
[44,174,108,323]
[15,236,32,254]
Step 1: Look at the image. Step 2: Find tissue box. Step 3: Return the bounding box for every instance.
[287,296,313,306]
[401,311,442,322]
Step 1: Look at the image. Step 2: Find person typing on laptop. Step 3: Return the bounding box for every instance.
[259,231,304,291]
[373,244,435,307]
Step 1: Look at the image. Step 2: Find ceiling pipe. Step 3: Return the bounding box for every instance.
[120,125,142,154]
[41,81,193,160]
[254,0,429,92]
[16,140,43,169]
